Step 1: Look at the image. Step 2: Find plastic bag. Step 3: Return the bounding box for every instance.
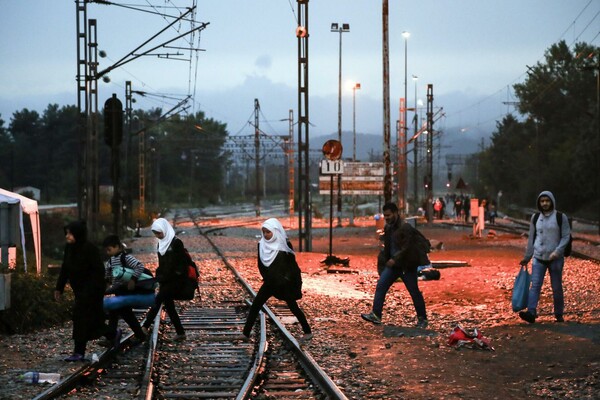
[511,265,531,312]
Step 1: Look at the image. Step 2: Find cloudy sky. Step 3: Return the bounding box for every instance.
[1,0,598,153]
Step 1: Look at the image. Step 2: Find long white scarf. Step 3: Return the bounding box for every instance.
[259,218,293,267]
[151,218,175,256]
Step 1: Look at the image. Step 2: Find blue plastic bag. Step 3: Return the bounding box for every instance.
[511,266,531,312]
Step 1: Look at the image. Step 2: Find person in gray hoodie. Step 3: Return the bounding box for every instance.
[519,191,571,323]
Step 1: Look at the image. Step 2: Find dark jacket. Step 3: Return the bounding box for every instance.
[55,221,106,342]
[383,217,429,271]
[156,237,187,294]
[257,243,303,301]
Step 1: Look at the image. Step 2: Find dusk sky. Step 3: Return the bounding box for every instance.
[1,0,598,153]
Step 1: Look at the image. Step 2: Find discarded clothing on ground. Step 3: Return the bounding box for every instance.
[417,265,441,280]
[447,324,494,351]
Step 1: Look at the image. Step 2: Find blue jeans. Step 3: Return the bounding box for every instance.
[372,266,426,320]
[527,257,564,317]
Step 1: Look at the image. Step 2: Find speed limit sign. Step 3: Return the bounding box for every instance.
[321,159,344,174]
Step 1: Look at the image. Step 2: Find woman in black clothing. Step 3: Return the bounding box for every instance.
[243,218,311,340]
[54,220,120,361]
[141,218,186,341]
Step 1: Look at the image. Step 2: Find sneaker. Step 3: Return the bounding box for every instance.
[555,315,564,323]
[519,311,536,324]
[361,312,382,325]
[141,326,150,337]
[64,353,85,362]
[174,333,186,342]
[112,328,123,350]
[301,333,314,341]
[416,318,429,329]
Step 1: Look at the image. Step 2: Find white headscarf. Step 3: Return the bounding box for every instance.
[151,218,176,256]
[259,218,294,267]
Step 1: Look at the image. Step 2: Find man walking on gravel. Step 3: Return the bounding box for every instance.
[361,202,429,328]
[519,190,571,324]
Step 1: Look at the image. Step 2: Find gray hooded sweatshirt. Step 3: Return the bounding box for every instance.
[522,190,571,262]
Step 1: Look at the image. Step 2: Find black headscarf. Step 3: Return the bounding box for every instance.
[64,220,88,247]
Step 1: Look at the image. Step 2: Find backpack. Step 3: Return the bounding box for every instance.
[532,211,572,257]
[413,227,432,256]
[407,224,432,266]
[174,247,200,301]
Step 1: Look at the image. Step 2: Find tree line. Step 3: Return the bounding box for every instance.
[0,107,229,206]
[0,40,598,218]
[463,41,598,218]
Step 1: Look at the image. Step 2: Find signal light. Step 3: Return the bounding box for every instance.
[104,94,123,148]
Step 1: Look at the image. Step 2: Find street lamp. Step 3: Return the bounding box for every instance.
[401,30,410,215]
[352,82,361,161]
[331,22,349,227]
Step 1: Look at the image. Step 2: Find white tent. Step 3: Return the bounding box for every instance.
[0,188,42,274]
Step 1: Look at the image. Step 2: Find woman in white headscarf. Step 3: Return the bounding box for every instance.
[141,218,186,341]
[243,218,312,340]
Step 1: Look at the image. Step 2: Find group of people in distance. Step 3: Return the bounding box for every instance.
[54,189,570,361]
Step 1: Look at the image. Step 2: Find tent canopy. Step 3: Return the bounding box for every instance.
[0,188,42,273]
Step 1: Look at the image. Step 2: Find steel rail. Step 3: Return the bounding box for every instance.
[192,212,349,400]
[138,306,162,400]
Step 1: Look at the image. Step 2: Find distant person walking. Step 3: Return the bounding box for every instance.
[141,218,186,341]
[54,220,121,361]
[243,218,312,340]
[361,202,429,328]
[519,191,571,324]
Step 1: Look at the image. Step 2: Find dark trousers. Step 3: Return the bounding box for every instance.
[372,266,426,320]
[143,291,185,335]
[243,284,311,337]
[108,307,145,338]
[74,324,115,355]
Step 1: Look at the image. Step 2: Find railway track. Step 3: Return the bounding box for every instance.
[33,208,347,400]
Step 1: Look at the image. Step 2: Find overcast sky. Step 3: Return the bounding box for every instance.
[1,0,598,151]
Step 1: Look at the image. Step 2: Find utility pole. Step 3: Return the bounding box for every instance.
[331,22,349,227]
[287,110,295,216]
[412,76,419,212]
[426,84,434,225]
[382,0,392,205]
[297,0,311,251]
[76,1,99,233]
[124,81,133,228]
[254,99,261,216]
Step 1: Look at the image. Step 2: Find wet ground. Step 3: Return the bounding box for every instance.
[1,216,598,399]
[287,219,600,399]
